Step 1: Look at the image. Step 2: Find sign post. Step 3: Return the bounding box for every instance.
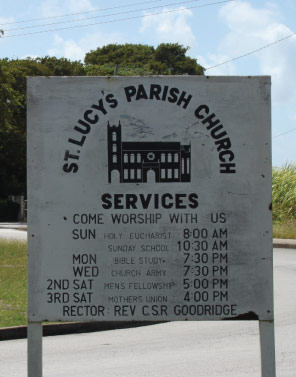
[27,322,42,377]
[27,76,275,376]
[260,320,276,377]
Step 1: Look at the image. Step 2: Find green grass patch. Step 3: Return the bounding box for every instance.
[273,221,296,239]
[272,164,296,240]
[0,239,27,327]
[272,164,296,222]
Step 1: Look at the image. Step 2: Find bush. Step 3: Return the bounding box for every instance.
[0,199,20,221]
[272,164,296,222]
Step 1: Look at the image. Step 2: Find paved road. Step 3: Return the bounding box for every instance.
[0,224,27,241]
[1,248,295,377]
[0,228,27,241]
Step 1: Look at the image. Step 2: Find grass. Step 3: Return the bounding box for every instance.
[273,221,296,239]
[272,164,296,222]
[0,239,27,327]
[272,163,296,239]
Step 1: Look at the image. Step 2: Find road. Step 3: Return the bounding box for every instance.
[0,224,27,241]
[1,248,296,377]
[0,228,27,241]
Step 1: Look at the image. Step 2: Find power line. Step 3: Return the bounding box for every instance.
[4,0,202,32]
[0,1,233,39]
[273,127,296,138]
[0,0,169,25]
[205,32,296,71]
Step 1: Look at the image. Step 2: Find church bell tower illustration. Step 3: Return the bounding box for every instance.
[107,122,122,183]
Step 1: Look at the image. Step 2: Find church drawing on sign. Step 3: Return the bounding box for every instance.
[107,122,191,183]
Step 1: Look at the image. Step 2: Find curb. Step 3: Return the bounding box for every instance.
[0,223,27,230]
[0,321,163,341]
[273,238,296,249]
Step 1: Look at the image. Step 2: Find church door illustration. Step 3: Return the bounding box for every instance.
[143,166,159,183]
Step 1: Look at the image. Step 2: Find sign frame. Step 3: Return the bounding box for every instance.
[27,75,275,376]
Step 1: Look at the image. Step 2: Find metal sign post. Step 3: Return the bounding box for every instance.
[259,320,276,377]
[27,76,275,376]
[27,322,42,377]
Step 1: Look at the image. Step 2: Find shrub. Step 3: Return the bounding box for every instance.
[0,199,20,221]
[272,164,296,222]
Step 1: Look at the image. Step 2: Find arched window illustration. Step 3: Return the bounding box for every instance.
[112,144,117,152]
[161,153,165,162]
[112,155,117,163]
[174,153,179,162]
[137,153,141,162]
[124,153,128,163]
[130,154,135,163]
[112,132,117,141]
[167,153,172,163]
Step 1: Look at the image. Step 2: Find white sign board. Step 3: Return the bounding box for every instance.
[27,76,273,322]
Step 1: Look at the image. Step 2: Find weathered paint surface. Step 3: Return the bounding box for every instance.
[27,76,273,322]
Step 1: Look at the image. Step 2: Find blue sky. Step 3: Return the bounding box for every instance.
[1,0,295,167]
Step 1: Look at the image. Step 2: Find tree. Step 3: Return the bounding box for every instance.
[84,43,204,76]
[35,56,85,76]
[0,57,88,197]
[85,43,155,66]
[154,43,204,75]
[0,59,51,197]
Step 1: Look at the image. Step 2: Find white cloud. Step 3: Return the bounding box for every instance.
[220,1,274,36]
[48,31,124,61]
[40,0,94,18]
[197,54,237,75]
[48,35,84,61]
[65,0,94,13]
[40,0,67,18]
[200,1,296,104]
[140,7,196,49]
[0,16,15,25]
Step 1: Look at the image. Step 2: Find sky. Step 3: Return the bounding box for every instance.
[0,0,295,167]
